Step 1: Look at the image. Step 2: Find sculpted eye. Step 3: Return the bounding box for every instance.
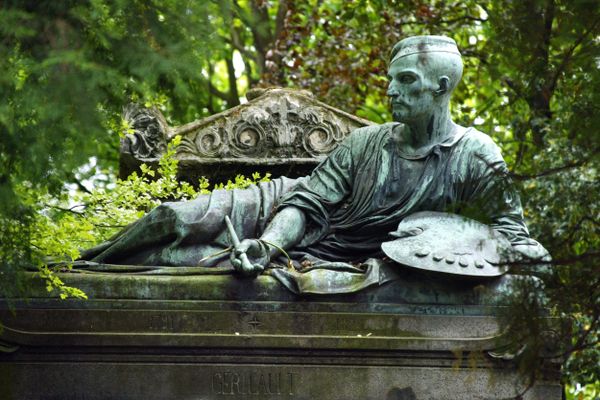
[400,75,416,84]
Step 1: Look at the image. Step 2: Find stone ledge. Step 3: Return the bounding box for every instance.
[0,271,561,399]
[9,269,514,304]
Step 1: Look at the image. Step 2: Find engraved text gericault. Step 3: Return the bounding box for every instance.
[212,371,296,396]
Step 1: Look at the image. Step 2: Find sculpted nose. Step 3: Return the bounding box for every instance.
[387,86,399,98]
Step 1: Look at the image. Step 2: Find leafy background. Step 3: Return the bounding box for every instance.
[1,1,598,398]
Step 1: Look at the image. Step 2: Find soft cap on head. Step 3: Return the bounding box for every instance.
[389,35,461,65]
[389,35,463,94]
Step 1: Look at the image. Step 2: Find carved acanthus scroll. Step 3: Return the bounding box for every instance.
[176,90,365,160]
[121,104,168,159]
[119,88,373,181]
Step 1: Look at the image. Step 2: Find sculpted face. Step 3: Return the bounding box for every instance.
[386,54,438,124]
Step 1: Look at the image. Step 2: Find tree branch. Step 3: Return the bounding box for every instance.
[225,54,240,106]
[508,251,600,267]
[231,0,254,28]
[92,224,128,229]
[571,311,600,354]
[434,15,488,25]
[207,78,231,102]
[66,173,93,194]
[221,32,259,87]
[554,216,600,249]
[44,204,85,214]
[226,28,256,62]
[510,160,587,180]
[548,16,600,94]
[235,0,273,74]
[401,14,487,28]
[274,0,289,39]
[502,76,527,101]
[509,149,598,180]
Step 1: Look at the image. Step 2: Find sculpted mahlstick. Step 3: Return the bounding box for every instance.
[81,36,547,283]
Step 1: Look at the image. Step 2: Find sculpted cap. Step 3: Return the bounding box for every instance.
[390,35,461,64]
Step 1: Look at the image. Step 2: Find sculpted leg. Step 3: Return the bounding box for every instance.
[82,197,211,265]
[79,176,304,267]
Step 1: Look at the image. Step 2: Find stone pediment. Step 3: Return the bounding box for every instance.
[120,88,373,182]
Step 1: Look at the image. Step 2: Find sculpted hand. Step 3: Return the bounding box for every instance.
[230,239,269,276]
[512,243,552,262]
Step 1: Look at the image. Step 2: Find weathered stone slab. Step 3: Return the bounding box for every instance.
[1,361,560,400]
[0,271,561,399]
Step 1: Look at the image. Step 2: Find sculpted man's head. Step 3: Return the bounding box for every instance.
[387,36,463,124]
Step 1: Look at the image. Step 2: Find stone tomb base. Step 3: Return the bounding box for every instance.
[0,271,561,399]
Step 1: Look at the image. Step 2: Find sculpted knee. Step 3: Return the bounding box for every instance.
[147,203,180,227]
[153,202,176,215]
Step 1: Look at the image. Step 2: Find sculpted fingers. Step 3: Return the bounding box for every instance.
[229,252,242,269]
[230,240,250,269]
[230,239,268,276]
[234,239,253,256]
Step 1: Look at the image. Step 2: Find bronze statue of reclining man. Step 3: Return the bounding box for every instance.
[80,36,548,285]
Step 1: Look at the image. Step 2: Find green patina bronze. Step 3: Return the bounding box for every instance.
[1,36,561,400]
[80,36,548,292]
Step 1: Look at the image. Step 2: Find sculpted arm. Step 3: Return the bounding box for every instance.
[466,138,550,261]
[231,132,356,276]
[260,206,307,256]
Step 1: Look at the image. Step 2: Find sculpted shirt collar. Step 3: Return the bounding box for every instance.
[390,122,471,160]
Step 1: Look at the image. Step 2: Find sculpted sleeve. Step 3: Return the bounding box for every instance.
[277,135,355,245]
[464,133,549,259]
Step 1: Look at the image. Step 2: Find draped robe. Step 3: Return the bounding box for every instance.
[81,122,544,287]
[278,123,537,262]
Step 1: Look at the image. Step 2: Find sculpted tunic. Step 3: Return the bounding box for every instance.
[278,122,534,262]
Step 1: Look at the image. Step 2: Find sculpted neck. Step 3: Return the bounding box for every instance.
[400,105,455,153]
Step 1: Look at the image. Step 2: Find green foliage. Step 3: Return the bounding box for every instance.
[212,172,272,191]
[0,0,217,298]
[566,380,600,400]
[1,0,598,394]
[0,0,287,302]
[269,0,485,122]
[271,0,600,392]
[3,135,270,300]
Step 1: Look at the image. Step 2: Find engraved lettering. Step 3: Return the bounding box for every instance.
[258,373,269,394]
[249,371,257,395]
[212,373,223,394]
[288,372,295,395]
[148,314,183,331]
[211,371,297,396]
[269,371,282,395]
[231,373,245,395]
[148,314,160,330]
[223,372,232,395]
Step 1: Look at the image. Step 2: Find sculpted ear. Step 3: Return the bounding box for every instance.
[434,76,450,96]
